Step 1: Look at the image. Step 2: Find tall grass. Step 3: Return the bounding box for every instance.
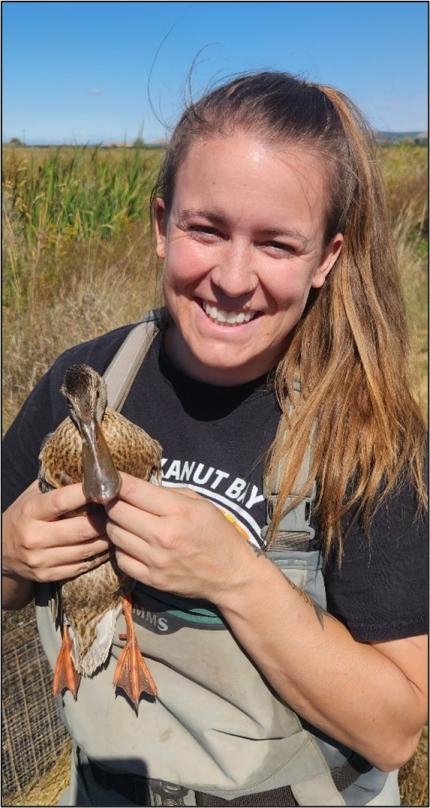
[3,145,161,308]
[3,145,161,242]
[2,145,164,427]
[379,143,428,416]
[2,141,428,806]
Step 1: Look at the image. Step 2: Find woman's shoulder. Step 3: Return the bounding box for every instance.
[323,473,428,643]
[48,322,139,380]
[48,309,166,389]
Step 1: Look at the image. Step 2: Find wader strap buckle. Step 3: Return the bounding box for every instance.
[148,779,190,806]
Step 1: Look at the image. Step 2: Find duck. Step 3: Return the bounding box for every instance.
[38,362,163,709]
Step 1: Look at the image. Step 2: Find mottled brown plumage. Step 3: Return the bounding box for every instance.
[40,409,162,490]
[38,363,162,706]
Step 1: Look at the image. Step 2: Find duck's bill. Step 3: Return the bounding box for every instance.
[81,421,121,504]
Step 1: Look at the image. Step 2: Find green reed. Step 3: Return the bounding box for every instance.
[3,144,162,244]
[2,144,163,307]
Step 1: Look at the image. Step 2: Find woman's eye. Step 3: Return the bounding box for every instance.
[188,225,223,241]
[190,225,219,235]
[264,241,295,254]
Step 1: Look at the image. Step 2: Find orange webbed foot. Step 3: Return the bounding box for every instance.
[113,596,157,708]
[53,624,80,698]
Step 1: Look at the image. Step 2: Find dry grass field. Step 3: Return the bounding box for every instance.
[2,140,428,806]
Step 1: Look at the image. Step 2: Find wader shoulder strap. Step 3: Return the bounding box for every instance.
[103,307,168,411]
[263,381,316,550]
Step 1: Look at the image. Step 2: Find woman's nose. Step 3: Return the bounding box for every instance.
[210,242,258,298]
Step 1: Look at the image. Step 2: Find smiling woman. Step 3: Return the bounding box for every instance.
[154,134,342,385]
[2,71,427,808]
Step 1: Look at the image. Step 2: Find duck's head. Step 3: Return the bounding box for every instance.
[61,364,107,426]
[61,364,120,504]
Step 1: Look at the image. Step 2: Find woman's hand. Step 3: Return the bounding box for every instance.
[2,480,110,586]
[105,472,258,602]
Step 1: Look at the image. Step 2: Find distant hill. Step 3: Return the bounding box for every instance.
[375,131,428,144]
[3,133,428,148]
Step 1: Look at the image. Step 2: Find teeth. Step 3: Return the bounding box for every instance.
[202,302,256,326]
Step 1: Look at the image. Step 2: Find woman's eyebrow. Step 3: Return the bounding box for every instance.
[179,208,226,225]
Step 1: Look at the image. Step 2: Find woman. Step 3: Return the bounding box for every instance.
[2,72,427,807]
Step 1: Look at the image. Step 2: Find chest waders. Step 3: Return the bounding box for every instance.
[39,309,398,807]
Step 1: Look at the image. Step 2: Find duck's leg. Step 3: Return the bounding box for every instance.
[113,595,157,706]
[53,624,80,698]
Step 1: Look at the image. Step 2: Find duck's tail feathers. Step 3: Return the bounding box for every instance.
[70,604,121,676]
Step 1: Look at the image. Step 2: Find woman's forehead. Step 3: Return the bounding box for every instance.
[172,132,328,234]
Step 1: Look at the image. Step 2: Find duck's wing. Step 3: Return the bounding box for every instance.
[38,421,82,624]
[38,417,83,490]
[103,408,163,481]
[38,432,56,492]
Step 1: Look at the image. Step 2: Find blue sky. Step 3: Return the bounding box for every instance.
[3,2,428,144]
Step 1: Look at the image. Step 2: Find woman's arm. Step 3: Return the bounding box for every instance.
[106,473,428,772]
[216,552,427,772]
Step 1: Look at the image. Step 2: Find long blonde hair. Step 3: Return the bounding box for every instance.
[152,72,427,554]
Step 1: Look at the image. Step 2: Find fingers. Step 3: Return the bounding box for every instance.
[23,481,90,521]
[106,475,210,549]
[114,549,150,583]
[48,537,111,564]
[106,499,161,543]
[39,512,107,548]
[20,537,112,583]
[107,520,151,559]
[106,516,164,588]
[115,472,201,515]
[40,554,111,583]
[106,484,197,547]
[8,479,89,522]
[19,481,108,545]
[3,479,113,586]
[15,540,112,583]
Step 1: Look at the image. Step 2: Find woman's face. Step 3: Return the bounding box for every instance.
[154,131,343,385]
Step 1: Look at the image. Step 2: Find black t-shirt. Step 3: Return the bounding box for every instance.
[2,323,428,643]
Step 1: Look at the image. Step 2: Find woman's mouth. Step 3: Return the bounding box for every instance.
[200,300,258,327]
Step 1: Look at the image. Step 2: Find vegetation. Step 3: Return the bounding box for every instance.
[2,141,428,805]
[6,742,72,807]
[3,145,161,307]
[2,144,163,428]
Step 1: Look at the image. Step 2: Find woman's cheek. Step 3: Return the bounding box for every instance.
[263,262,315,309]
[164,241,211,287]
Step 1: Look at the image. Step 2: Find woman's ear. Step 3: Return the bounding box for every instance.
[153,197,167,259]
[311,233,344,289]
